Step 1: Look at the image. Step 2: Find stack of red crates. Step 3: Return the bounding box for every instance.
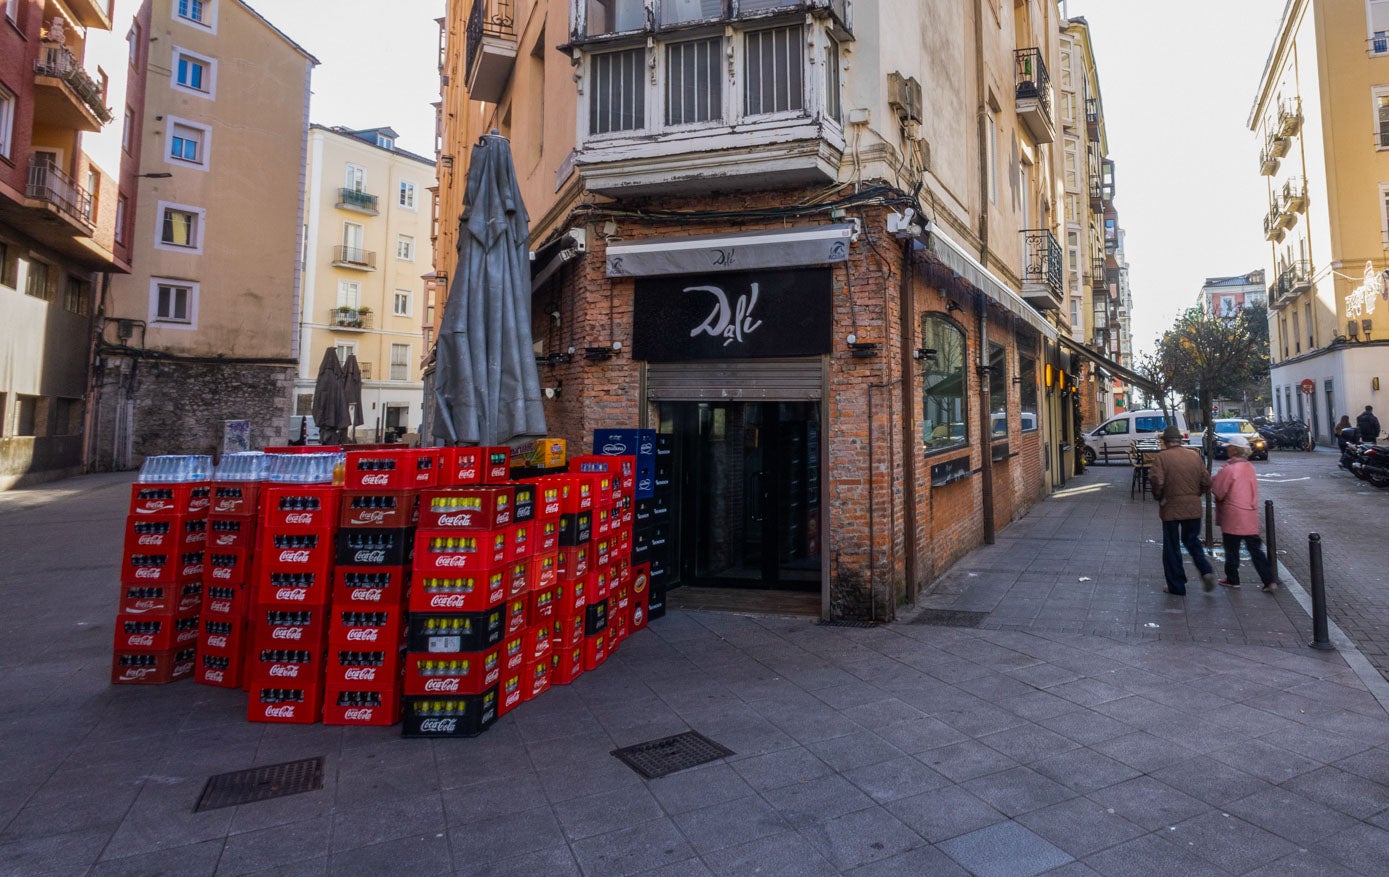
[196,476,261,688]
[322,449,434,726]
[112,471,209,684]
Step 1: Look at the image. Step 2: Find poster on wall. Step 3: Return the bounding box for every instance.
[632,268,832,362]
[222,420,251,454]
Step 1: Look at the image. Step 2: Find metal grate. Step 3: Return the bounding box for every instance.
[818,619,878,629]
[909,609,990,628]
[194,757,324,812]
[612,731,733,780]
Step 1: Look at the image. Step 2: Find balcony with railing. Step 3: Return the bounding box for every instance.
[33,40,113,132]
[1267,130,1290,160]
[1270,261,1312,308]
[336,187,379,214]
[1259,143,1280,176]
[1085,96,1100,141]
[1090,256,1107,286]
[330,307,374,330]
[1264,206,1285,242]
[331,246,377,270]
[466,0,518,104]
[1277,96,1303,137]
[1281,176,1307,214]
[1014,48,1054,144]
[25,157,95,233]
[1019,228,1063,310]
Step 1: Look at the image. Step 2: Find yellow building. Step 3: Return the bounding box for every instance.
[94,0,316,465]
[1253,0,1389,443]
[295,125,435,441]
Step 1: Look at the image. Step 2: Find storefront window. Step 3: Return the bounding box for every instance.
[1018,350,1038,431]
[989,343,1007,437]
[922,314,967,453]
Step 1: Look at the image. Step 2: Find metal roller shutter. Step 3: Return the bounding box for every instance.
[645,358,824,401]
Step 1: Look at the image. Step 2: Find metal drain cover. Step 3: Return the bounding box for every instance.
[612,731,733,780]
[194,757,325,812]
[910,609,989,627]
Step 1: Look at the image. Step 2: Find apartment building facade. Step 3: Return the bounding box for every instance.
[295,125,434,441]
[436,0,1148,620]
[1253,0,1389,443]
[1200,270,1267,322]
[0,0,125,488]
[91,0,316,467]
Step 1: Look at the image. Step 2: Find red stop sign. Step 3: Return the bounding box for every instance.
[1300,379,1315,394]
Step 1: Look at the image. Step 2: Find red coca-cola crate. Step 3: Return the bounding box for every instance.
[523,623,552,665]
[555,475,595,514]
[617,495,634,529]
[504,596,528,637]
[613,555,631,590]
[121,550,204,586]
[550,643,584,685]
[497,668,524,716]
[195,651,241,688]
[326,645,405,690]
[199,616,245,659]
[530,477,565,519]
[263,445,341,454]
[570,454,636,493]
[582,631,608,671]
[247,684,323,724]
[335,528,413,567]
[610,606,629,649]
[119,580,202,615]
[594,506,614,540]
[250,606,328,651]
[630,596,649,632]
[534,551,558,591]
[333,567,409,607]
[207,515,257,550]
[413,529,508,575]
[615,526,632,561]
[202,582,249,618]
[508,521,534,561]
[557,544,590,582]
[129,482,211,517]
[254,569,330,608]
[257,531,334,577]
[409,568,505,614]
[111,646,196,685]
[592,536,613,570]
[612,582,631,614]
[522,656,551,702]
[123,515,206,554]
[403,646,500,697]
[554,576,587,617]
[114,608,200,652]
[418,486,514,530]
[327,607,405,651]
[479,447,511,483]
[247,645,322,686]
[499,630,527,675]
[346,449,438,491]
[407,608,504,653]
[401,688,498,737]
[323,687,403,726]
[439,447,483,486]
[339,490,418,529]
[529,584,555,626]
[260,486,340,529]
[205,549,252,588]
[506,559,531,599]
[210,482,262,517]
[553,611,585,650]
[535,518,560,554]
[589,567,610,603]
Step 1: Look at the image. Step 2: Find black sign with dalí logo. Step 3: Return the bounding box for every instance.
[632,268,832,362]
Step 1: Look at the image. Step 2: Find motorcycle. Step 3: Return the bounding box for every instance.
[1351,444,1389,488]
[1258,420,1315,451]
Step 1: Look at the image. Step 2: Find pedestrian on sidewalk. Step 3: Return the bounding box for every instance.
[1357,405,1380,444]
[1148,425,1216,595]
[1336,415,1358,452]
[1210,434,1279,592]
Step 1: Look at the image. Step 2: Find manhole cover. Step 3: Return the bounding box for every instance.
[612,731,733,780]
[910,609,989,627]
[818,619,879,629]
[194,757,325,812]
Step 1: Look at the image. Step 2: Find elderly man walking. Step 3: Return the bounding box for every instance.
[1148,425,1216,595]
[1211,434,1278,591]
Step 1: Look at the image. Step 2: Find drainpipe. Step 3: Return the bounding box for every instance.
[898,243,919,602]
[81,272,110,473]
[974,0,995,545]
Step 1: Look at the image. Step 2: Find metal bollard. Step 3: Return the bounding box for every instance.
[1308,533,1334,651]
[1265,500,1277,561]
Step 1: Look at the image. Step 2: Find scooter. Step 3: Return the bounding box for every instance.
[1351,444,1389,488]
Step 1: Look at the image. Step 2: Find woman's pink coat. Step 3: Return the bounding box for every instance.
[1212,458,1261,536]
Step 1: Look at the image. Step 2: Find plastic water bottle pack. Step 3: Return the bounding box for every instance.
[137,455,214,483]
[214,452,272,482]
[266,452,344,484]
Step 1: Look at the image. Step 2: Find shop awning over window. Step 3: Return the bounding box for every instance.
[604,224,856,278]
[922,228,1058,341]
[1057,334,1161,397]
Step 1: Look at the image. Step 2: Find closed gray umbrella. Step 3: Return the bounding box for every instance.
[433,132,546,447]
[344,353,365,440]
[311,347,349,445]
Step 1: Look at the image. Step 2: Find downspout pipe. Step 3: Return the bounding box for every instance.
[898,243,919,602]
[974,0,995,545]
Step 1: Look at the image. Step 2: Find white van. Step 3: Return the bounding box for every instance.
[1082,409,1190,463]
[289,415,320,444]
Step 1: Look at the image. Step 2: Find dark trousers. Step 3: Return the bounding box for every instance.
[1221,532,1276,586]
[1162,518,1212,594]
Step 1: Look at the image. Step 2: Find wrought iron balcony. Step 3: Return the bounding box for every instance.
[1267,132,1290,159]
[330,307,374,330]
[1370,31,1389,56]
[1264,206,1285,242]
[1091,257,1107,284]
[33,41,113,131]
[466,0,518,104]
[1019,228,1063,310]
[1014,48,1054,144]
[1277,97,1303,138]
[25,157,95,232]
[1271,261,1312,308]
[1259,144,1280,176]
[1085,96,1100,141]
[1282,176,1307,213]
[336,188,379,214]
[332,246,377,270]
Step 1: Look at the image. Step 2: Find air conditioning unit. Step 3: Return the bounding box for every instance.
[887,72,922,124]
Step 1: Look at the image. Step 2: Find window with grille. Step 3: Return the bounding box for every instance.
[744,25,803,116]
[390,344,410,381]
[591,48,645,134]
[665,38,721,126]
[64,277,90,315]
[26,260,51,301]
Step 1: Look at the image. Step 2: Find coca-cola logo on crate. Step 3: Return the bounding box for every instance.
[343,708,374,721]
[344,667,377,681]
[353,550,388,564]
[345,628,379,642]
[351,510,388,525]
[275,587,308,602]
[279,550,311,563]
[264,705,296,718]
[350,588,384,602]
[419,718,457,733]
[425,677,460,692]
[271,627,304,640]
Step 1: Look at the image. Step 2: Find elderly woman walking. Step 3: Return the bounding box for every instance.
[1211,434,1279,591]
